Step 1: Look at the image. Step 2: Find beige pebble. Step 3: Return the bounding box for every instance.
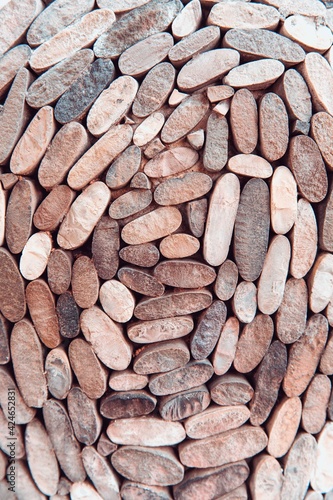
[109,370,148,391]
[249,454,283,500]
[99,280,135,323]
[172,0,201,40]
[273,68,312,122]
[133,112,165,147]
[290,198,318,279]
[122,207,182,245]
[213,99,231,116]
[212,317,239,376]
[87,76,138,137]
[259,92,289,162]
[10,106,56,175]
[311,423,333,493]
[0,44,31,98]
[67,124,133,190]
[302,374,331,435]
[214,260,238,302]
[160,234,200,259]
[128,316,194,344]
[187,129,205,150]
[130,172,151,190]
[230,88,258,154]
[232,281,257,324]
[311,112,333,171]
[154,172,213,206]
[144,138,166,159]
[161,94,210,143]
[228,154,272,178]
[168,25,220,67]
[169,89,189,107]
[177,49,240,92]
[97,0,150,12]
[266,396,302,458]
[70,482,102,500]
[207,85,234,103]
[204,173,240,267]
[299,53,333,116]
[308,253,333,314]
[30,9,116,72]
[118,33,174,77]
[258,235,290,315]
[224,59,285,90]
[19,232,52,281]
[280,15,332,53]
[271,166,297,235]
[144,147,198,178]
[57,182,111,250]
[208,1,280,30]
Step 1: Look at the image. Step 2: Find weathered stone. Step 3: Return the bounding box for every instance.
[224,59,285,90]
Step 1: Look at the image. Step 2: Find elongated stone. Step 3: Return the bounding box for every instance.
[92,216,119,280]
[290,198,318,279]
[20,232,52,281]
[118,267,165,297]
[72,256,99,309]
[154,172,212,206]
[81,446,120,498]
[211,375,253,406]
[230,89,258,154]
[159,385,211,421]
[172,0,201,40]
[30,9,115,72]
[109,190,152,220]
[302,375,331,435]
[276,278,308,344]
[259,92,289,162]
[128,316,194,344]
[160,234,200,259]
[266,396,302,458]
[54,58,116,124]
[144,147,198,178]
[299,52,333,116]
[187,199,207,238]
[273,68,312,122]
[109,370,148,392]
[191,300,227,360]
[33,185,75,232]
[280,15,332,53]
[308,253,333,313]
[169,26,220,67]
[224,59,284,90]
[212,317,239,376]
[249,454,283,500]
[228,154,272,178]
[56,292,80,339]
[208,2,280,30]
[0,367,36,423]
[68,388,102,446]
[311,423,333,493]
[100,391,157,419]
[154,260,216,288]
[119,243,159,268]
[0,248,26,322]
[99,279,135,323]
[234,178,270,281]
[270,166,297,235]
[94,0,182,58]
[47,249,72,295]
[133,113,165,147]
[0,44,31,98]
[311,112,333,171]
[97,0,149,11]
[121,482,171,500]
[45,347,72,400]
[26,49,94,108]
[203,112,228,172]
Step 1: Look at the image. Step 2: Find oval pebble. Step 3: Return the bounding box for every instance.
[99,280,135,323]
[20,232,52,281]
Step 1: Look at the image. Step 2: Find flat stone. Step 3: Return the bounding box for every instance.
[56,292,80,339]
[290,198,318,279]
[132,62,176,118]
[266,396,302,458]
[154,172,212,205]
[38,122,89,190]
[144,138,166,158]
[232,281,257,324]
[0,248,26,322]
[91,216,119,281]
[273,68,312,122]
[210,374,254,406]
[100,391,157,419]
[212,317,239,376]
[288,135,328,203]
[311,423,333,493]
[204,173,240,267]
[230,89,258,154]
[172,0,202,40]
[208,2,280,30]
[311,112,333,170]
[203,112,228,172]
[133,113,165,147]
[168,25,220,67]
[228,154,272,178]
[54,58,116,124]
[259,92,289,162]
[109,370,148,392]
[299,52,333,116]
[249,455,283,500]
[0,45,31,98]
[107,417,185,446]
[99,280,135,323]
[154,259,216,288]
[68,124,133,190]
[302,375,331,435]
[214,260,238,301]
[97,0,150,12]
[20,232,53,281]
[27,0,94,46]
[130,172,151,189]
[161,94,210,143]
[177,49,240,92]
[0,367,36,423]
[118,267,165,297]
[94,0,182,58]
[308,253,333,313]
[33,185,74,232]
[169,89,189,107]
[270,166,297,234]
[133,339,190,375]
[234,178,270,281]
[159,385,210,421]
[160,234,200,259]
[223,28,305,66]
[128,316,194,344]
[57,182,111,250]
[144,147,198,178]
[223,59,285,90]
[47,249,72,295]
[121,207,182,245]
[187,199,207,238]
[30,9,115,72]
[280,15,332,53]
[121,482,171,500]
[190,300,227,359]
[46,347,72,399]
[72,256,99,309]
[106,145,141,189]
[276,278,308,344]
[318,183,333,253]
[258,235,291,315]
[109,189,152,219]
[119,243,160,268]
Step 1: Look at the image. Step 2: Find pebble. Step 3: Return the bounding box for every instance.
[299,53,333,116]
[208,2,280,30]
[230,89,258,154]
[168,25,220,67]
[224,59,285,90]
[280,15,333,53]
[133,113,165,147]
[144,147,198,178]
[154,172,213,205]
[172,0,202,40]
[106,145,141,189]
[0,45,31,98]
[259,92,289,162]
[228,154,273,178]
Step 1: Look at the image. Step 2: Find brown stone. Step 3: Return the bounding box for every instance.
[174,461,249,500]
[210,374,254,407]
[223,28,305,66]
[128,316,194,344]
[26,279,61,349]
[43,399,86,483]
[0,366,36,423]
[111,446,184,486]
[283,314,328,397]
[203,112,228,172]
[320,331,333,375]
[259,92,289,162]
[0,68,32,165]
[10,319,47,408]
[30,9,115,71]
[97,433,118,457]
[208,2,280,30]
[154,259,216,288]
[109,369,148,392]
[250,341,287,426]
[33,185,75,232]
[273,68,312,122]
[0,248,26,322]
[179,425,268,468]
[311,112,333,172]
[121,482,171,500]
[270,166,297,234]
[0,44,31,98]
[230,89,258,153]
[45,347,72,400]
[159,385,211,421]
[118,266,165,297]
[191,300,227,360]
[249,454,283,500]
[214,260,238,302]
[186,199,207,238]
[82,446,120,498]
[72,256,99,309]
[234,314,274,373]
[56,292,80,339]
[132,62,176,118]
[26,49,94,108]
[94,0,182,58]
[276,278,308,344]
[160,233,200,259]
[169,26,220,67]
[68,338,108,399]
[290,198,318,279]
[266,396,302,458]
[100,391,157,419]
[223,59,284,90]
[67,387,102,446]
[0,315,9,365]
[161,94,210,143]
[119,243,160,268]
[99,279,135,323]
[0,173,18,190]
[144,147,198,178]
[302,375,331,435]
[54,59,116,124]
[106,145,141,189]
[212,317,239,376]
[177,49,240,92]
[47,249,72,295]
[207,85,234,104]
[92,216,119,280]
[154,172,212,205]
[234,178,270,281]
[38,122,90,190]
[299,52,333,116]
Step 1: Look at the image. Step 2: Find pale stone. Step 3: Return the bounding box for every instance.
[223,59,285,90]
[280,15,332,53]
[271,166,297,235]
[133,113,165,147]
[20,232,52,281]
[228,154,273,178]
[122,207,182,245]
[208,2,280,30]
[172,0,202,40]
